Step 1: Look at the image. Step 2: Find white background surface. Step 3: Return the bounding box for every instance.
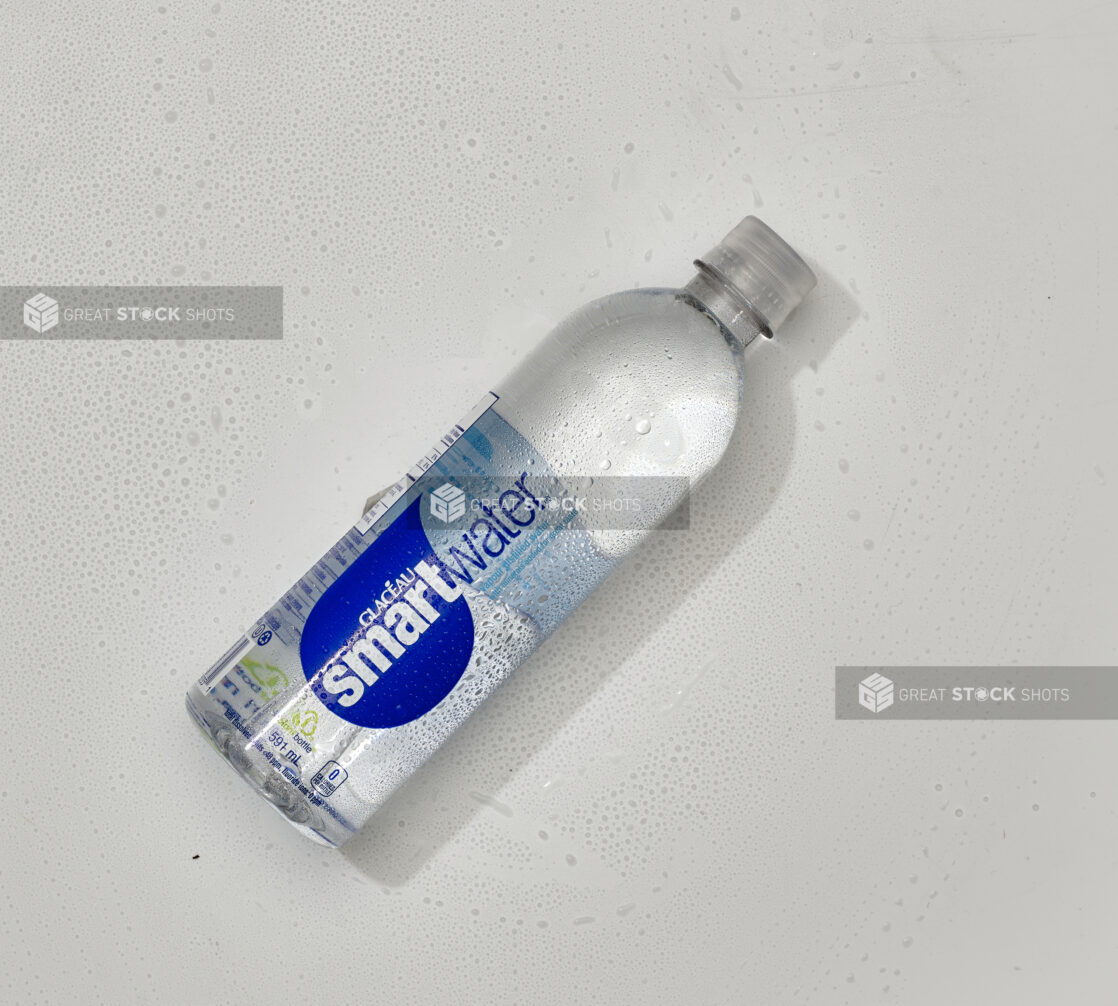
[2,1,1117,1002]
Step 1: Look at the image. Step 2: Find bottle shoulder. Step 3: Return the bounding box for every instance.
[492,286,745,482]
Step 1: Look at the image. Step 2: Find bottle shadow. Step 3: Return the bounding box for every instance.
[342,264,859,883]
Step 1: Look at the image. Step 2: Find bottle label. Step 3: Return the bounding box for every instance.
[193,392,612,821]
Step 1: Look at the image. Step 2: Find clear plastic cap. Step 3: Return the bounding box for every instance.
[694,216,816,333]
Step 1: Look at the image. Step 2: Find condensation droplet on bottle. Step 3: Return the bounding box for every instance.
[635,419,651,435]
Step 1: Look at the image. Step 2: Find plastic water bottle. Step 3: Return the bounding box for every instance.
[186,216,816,846]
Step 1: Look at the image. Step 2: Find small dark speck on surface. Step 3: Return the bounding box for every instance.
[192,854,200,860]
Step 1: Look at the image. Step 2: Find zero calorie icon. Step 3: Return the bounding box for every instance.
[311,761,348,797]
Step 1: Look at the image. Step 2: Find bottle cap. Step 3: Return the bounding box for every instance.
[694,216,816,334]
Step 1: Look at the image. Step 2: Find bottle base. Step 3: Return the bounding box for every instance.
[185,690,352,848]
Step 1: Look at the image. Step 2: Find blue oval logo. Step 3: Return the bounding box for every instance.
[300,497,474,728]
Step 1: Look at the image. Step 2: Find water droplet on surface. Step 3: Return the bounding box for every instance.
[635,419,651,435]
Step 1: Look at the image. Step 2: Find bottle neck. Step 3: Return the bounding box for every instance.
[681,265,770,349]
[682,216,816,345]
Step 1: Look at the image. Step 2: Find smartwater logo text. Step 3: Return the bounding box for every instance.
[301,475,549,728]
[301,497,475,729]
[319,558,465,708]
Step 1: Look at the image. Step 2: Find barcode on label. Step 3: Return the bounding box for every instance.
[355,391,499,535]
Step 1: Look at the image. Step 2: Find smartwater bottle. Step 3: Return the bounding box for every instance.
[186,216,816,846]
